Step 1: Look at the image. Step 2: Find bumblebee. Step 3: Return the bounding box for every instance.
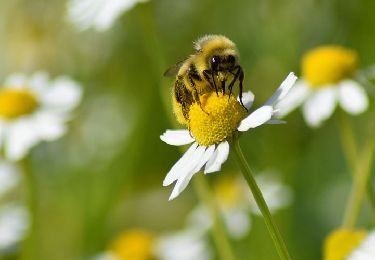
[164,35,246,126]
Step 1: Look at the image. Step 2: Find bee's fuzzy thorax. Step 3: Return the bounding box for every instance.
[194,35,236,53]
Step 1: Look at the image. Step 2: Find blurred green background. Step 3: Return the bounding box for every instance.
[0,0,375,259]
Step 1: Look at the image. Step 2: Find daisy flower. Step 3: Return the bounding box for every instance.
[0,71,82,161]
[160,72,297,200]
[66,0,149,32]
[324,229,375,260]
[189,172,293,239]
[276,46,369,127]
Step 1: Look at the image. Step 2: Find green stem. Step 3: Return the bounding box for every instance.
[366,182,375,221]
[20,157,38,260]
[233,140,291,260]
[138,4,236,259]
[338,112,375,226]
[193,175,236,260]
[342,124,375,228]
[338,112,357,171]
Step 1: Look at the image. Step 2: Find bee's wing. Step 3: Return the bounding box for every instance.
[163,60,185,77]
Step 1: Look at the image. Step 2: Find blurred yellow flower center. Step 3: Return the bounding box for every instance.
[0,88,38,120]
[214,175,242,208]
[324,229,367,260]
[189,92,247,146]
[110,229,155,260]
[302,45,358,87]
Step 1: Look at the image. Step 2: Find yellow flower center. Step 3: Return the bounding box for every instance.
[110,229,155,260]
[189,92,247,146]
[0,88,38,120]
[214,175,243,209]
[302,45,358,87]
[324,229,367,260]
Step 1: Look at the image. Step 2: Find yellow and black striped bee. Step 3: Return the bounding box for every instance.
[164,35,246,125]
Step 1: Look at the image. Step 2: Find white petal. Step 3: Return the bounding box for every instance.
[348,252,374,260]
[0,163,20,196]
[348,231,375,260]
[169,174,192,200]
[3,74,28,89]
[222,209,251,239]
[302,87,337,128]
[4,119,39,161]
[67,0,105,31]
[265,72,298,106]
[94,0,148,31]
[187,206,212,232]
[204,141,229,174]
[28,71,49,95]
[155,228,212,260]
[33,112,67,141]
[204,146,219,173]
[169,146,206,200]
[338,80,369,115]
[193,145,215,172]
[274,80,311,117]
[237,91,255,110]
[41,76,83,112]
[160,130,195,146]
[163,143,198,186]
[238,106,273,132]
[67,0,149,32]
[0,204,29,250]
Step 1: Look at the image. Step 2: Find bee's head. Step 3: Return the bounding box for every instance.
[210,52,237,73]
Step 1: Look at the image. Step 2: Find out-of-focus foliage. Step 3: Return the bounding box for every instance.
[0,0,374,259]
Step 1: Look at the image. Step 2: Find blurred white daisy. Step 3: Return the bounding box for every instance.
[189,172,293,239]
[67,0,149,32]
[160,73,297,200]
[249,172,293,216]
[276,46,369,128]
[94,228,212,260]
[0,71,82,161]
[0,162,20,197]
[65,94,136,169]
[0,204,29,252]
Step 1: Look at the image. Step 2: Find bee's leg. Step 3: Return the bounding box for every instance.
[182,103,191,122]
[238,70,247,111]
[227,66,241,99]
[228,66,247,111]
[211,70,220,95]
[193,87,209,115]
[187,119,193,137]
[175,78,194,122]
[221,80,226,95]
[189,75,209,115]
[174,79,184,104]
[203,70,218,96]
